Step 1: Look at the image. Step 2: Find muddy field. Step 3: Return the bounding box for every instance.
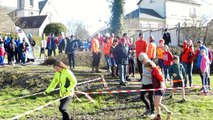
[0,64,213,120]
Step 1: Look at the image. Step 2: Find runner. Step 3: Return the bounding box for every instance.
[44,61,77,120]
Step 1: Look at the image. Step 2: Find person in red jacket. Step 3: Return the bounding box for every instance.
[163,45,173,83]
[145,62,171,120]
[135,33,148,80]
[181,39,195,87]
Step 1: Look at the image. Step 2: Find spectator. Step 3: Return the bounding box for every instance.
[0,40,6,66]
[128,37,136,78]
[163,45,173,83]
[20,38,28,65]
[65,35,78,70]
[102,35,111,72]
[14,37,21,63]
[7,38,16,65]
[163,28,171,46]
[47,33,57,57]
[91,34,101,73]
[147,36,156,61]
[181,39,195,87]
[157,39,165,74]
[58,34,65,53]
[135,33,148,81]
[40,33,47,58]
[110,38,118,77]
[200,49,211,95]
[115,37,129,86]
[195,40,208,90]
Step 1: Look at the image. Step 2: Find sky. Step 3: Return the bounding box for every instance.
[0,0,139,35]
[1,0,213,35]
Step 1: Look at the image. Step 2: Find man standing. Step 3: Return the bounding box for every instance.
[163,28,171,46]
[91,34,101,73]
[135,33,148,81]
[20,38,28,65]
[47,33,57,57]
[65,35,78,70]
[115,37,129,86]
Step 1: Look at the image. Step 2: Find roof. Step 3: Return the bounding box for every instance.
[39,0,48,13]
[125,8,164,20]
[15,15,47,28]
[137,0,201,5]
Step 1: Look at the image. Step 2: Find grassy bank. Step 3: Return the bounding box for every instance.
[0,65,212,120]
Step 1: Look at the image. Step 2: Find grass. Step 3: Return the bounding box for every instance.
[0,65,213,120]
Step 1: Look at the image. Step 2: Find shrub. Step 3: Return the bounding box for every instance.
[43,23,67,36]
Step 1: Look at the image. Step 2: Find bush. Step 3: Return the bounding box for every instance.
[43,23,67,36]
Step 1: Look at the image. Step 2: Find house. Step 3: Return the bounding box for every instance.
[125,0,202,35]
[14,0,60,36]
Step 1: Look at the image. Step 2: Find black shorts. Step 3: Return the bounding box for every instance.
[173,81,183,88]
[154,90,164,96]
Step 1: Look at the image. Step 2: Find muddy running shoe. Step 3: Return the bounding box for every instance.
[166,112,171,120]
[142,109,150,116]
[152,114,161,120]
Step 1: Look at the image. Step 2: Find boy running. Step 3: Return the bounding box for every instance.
[168,55,187,101]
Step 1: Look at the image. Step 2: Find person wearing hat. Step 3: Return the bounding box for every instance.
[114,37,129,86]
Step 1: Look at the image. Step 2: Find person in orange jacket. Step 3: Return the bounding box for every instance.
[181,39,195,87]
[102,34,112,72]
[91,34,101,73]
[147,36,156,61]
[157,39,165,73]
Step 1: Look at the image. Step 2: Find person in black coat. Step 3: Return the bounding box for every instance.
[114,37,129,86]
[163,28,171,46]
[65,35,78,70]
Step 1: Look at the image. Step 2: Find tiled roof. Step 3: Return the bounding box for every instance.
[15,15,47,28]
[125,8,164,19]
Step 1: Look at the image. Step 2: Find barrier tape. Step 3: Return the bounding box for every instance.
[9,95,72,120]
[78,87,192,95]
[0,77,102,104]
[76,91,95,103]
[101,75,108,90]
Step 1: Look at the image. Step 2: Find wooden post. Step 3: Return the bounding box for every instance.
[177,22,181,46]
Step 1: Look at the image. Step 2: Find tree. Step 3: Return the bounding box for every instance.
[43,23,67,36]
[74,22,90,40]
[109,0,125,36]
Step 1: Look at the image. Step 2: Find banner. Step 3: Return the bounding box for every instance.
[16,26,35,59]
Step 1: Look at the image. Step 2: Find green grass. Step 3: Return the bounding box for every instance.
[0,65,213,119]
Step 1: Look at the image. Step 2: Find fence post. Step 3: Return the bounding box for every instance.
[177,22,181,46]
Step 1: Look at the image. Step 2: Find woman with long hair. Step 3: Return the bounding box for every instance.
[45,60,77,120]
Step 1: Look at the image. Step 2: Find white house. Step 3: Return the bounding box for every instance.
[125,0,202,34]
[14,0,60,36]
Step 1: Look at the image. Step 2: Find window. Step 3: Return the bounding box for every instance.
[30,0,34,7]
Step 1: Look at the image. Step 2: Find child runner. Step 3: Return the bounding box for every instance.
[168,55,187,102]
[144,62,171,120]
